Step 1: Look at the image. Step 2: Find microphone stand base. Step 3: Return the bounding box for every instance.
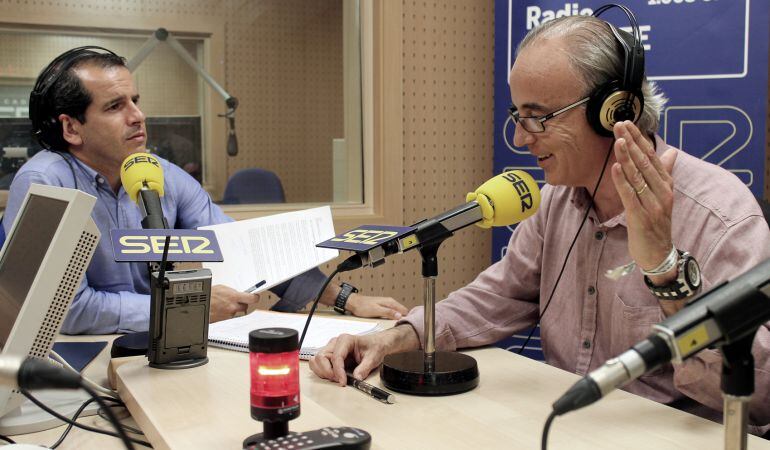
[148,357,208,370]
[110,331,149,358]
[381,350,478,395]
[110,330,209,369]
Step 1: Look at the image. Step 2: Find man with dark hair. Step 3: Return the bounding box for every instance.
[29,47,128,152]
[4,47,408,334]
[310,15,770,435]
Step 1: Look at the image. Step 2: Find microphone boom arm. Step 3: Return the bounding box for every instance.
[343,200,483,270]
[127,28,239,155]
[127,28,236,108]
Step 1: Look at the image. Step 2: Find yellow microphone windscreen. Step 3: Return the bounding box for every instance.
[470,170,540,227]
[120,153,164,203]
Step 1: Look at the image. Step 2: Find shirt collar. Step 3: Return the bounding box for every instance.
[67,153,123,194]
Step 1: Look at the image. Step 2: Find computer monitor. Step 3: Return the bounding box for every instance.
[0,183,100,434]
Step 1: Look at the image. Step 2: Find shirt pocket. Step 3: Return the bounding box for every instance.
[610,294,666,376]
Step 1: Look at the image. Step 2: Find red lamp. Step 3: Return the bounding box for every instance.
[245,328,300,441]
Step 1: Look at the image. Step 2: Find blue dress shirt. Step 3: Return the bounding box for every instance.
[3,150,326,334]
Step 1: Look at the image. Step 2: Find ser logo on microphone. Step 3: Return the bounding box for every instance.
[501,171,535,212]
[122,154,160,171]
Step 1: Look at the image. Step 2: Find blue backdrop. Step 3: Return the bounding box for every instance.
[492,0,769,357]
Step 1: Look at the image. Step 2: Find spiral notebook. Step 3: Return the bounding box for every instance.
[208,310,382,360]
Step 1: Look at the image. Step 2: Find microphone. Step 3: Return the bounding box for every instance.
[552,257,770,416]
[0,355,81,390]
[120,153,168,229]
[338,170,541,271]
[226,97,238,156]
[226,119,238,157]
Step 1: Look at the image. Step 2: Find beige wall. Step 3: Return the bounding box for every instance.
[222,0,343,203]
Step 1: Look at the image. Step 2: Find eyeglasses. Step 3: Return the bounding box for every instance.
[508,97,590,133]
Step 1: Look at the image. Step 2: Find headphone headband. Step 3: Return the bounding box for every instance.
[591,3,644,95]
[585,4,646,136]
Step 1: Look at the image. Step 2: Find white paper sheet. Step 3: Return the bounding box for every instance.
[200,206,339,292]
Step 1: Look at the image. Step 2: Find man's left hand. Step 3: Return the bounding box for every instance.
[345,293,409,320]
[209,284,260,323]
[610,121,678,283]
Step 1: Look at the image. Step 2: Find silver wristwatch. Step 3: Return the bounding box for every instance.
[643,250,702,300]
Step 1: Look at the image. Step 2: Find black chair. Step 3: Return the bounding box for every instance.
[220,168,286,204]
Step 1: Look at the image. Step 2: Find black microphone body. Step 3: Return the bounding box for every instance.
[0,356,81,390]
[136,184,174,273]
[552,334,671,415]
[226,97,238,156]
[138,188,169,230]
[227,121,238,157]
[553,257,770,416]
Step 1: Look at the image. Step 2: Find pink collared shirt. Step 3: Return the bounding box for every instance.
[402,138,770,434]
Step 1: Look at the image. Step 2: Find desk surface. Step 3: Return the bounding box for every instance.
[114,345,770,450]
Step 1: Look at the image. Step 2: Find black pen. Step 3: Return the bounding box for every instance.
[244,279,266,294]
[346,372,395,404]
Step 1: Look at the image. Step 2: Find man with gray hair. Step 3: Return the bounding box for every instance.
[309,14,770,434]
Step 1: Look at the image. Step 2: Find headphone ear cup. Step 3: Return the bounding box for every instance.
[30,89,63,150]
[29,68,66,150]
[39,117,63,150]
[586,80,644,137]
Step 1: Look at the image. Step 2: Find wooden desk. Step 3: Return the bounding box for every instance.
[113,346,770,450]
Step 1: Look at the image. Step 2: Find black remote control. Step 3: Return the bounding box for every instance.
[243,426,371,449]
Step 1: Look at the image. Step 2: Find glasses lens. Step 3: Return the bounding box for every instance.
[519,117,544,133]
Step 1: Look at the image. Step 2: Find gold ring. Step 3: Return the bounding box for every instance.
[635,183,648,196]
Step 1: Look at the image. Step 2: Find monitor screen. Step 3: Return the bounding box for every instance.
[0,194,68,350]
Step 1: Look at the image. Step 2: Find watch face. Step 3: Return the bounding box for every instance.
[685,258,701,288]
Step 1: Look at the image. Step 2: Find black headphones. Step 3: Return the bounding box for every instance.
[29,46,121,151]
[586,4,645,137]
